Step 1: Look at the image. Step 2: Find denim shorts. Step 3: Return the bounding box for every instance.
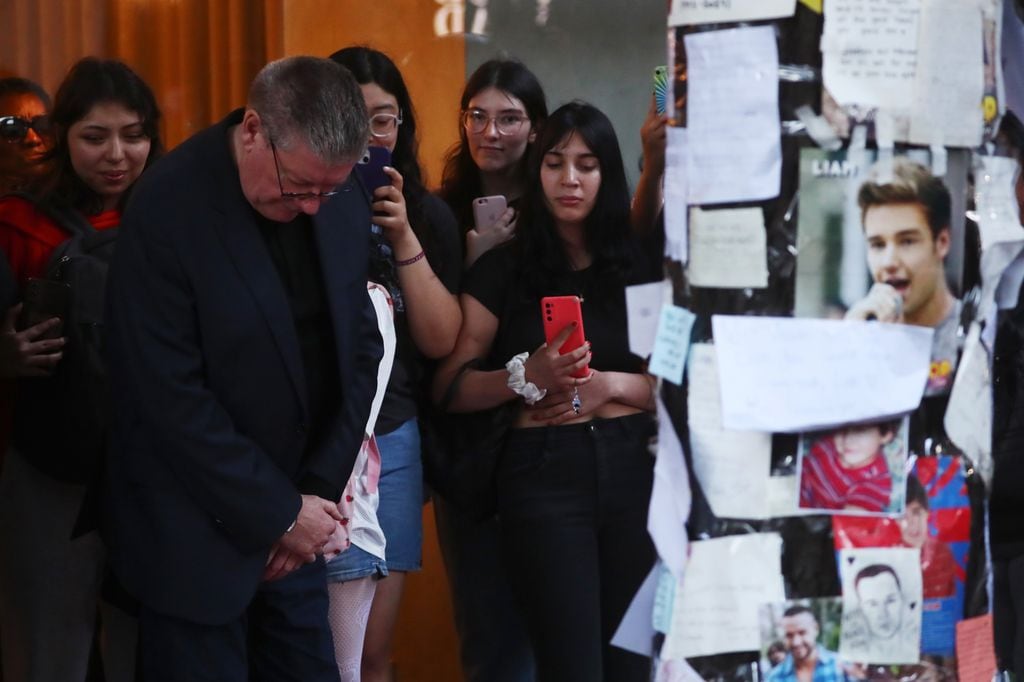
[325,418,423,583]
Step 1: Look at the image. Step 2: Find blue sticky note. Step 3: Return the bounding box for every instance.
[649,304,696,385]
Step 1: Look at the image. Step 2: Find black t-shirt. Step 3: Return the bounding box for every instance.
[462,232,663,373]
[371,193,462,434]
[254,212,341,450]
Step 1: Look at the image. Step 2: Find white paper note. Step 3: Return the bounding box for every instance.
[664,127,689,262]
[687,344,773,519]
[822,0,921,110]
[712,316,933,432]
[687,208,769,289]
[648,397,692,577]
[649,305,697,385]
[685,26,782,204]
[626,281,669,358]
[662,534,786,659]
[669,0,797,26]
[945,322,994,486]
[975,155,1024,250]
[610,565,660,656]
[908,0,984,148]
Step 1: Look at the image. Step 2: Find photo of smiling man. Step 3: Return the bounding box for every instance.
[844,159,960,395]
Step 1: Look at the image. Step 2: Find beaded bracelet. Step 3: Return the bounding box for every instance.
[395,250,425,267]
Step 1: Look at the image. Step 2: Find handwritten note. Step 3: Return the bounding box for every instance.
[648,397,692,577]
[908,0,984,148]
[688,345,773,519]
[822,0,921,109]
[687,208,769,289]
[649,305,696,385]
[956,614,998,682]
[661,534,785,658]
[975,155,1024,249]
[711,316,933,432]
[669,0,796,26]
[664,127,689,262]
[685,26,782,204]
[626,281,669,358]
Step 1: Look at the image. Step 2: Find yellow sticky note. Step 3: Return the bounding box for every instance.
[800,0,823,13]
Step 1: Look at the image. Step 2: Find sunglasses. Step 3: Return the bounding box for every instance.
[0,115,52,143]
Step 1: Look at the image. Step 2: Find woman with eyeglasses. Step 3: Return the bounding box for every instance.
[433,57,547,682]
[435,101,660,682]
[0,77,52,196]
[326,46,462,682]
[0,57,162,682]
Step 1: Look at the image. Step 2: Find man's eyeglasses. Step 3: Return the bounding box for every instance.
[461,109,529,136]
[369,112,402,139]
[0,115,51,143]
[270,140,342,201]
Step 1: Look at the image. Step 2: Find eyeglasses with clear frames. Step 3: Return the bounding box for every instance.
[269,140,344,201]
[369,111,403,139]
[461,109,529,136]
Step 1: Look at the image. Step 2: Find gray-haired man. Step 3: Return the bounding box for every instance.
[104,56,382,680]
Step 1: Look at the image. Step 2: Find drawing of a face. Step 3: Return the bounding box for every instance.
[856,570,904,639]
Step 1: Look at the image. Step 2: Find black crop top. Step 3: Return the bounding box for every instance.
[462,232,663,374]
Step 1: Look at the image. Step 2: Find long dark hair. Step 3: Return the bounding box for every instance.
[439,58,547,232]
[38,57,162,215]
[329,46,440,266]
[516,101,632,300]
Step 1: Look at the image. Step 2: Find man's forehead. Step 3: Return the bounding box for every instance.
[863,202,932,237]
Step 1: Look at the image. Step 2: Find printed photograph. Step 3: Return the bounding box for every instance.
[833,456,971,658]
[795,148,969,396]
[839,547,924,665]
[797,417,909,516]
[759,598,862,681]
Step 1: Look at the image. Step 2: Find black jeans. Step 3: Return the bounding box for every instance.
[496,412,656,682]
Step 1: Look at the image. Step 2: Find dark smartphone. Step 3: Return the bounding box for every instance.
[541,295,589,379]
[18,277,69,340]
[354,146,392,195]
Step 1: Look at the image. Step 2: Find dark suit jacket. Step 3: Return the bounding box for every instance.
[103,110,382,624]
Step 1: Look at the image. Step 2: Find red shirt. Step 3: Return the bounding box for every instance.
[799,435,893,512]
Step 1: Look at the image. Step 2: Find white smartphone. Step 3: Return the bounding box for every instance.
[472,195,508,234]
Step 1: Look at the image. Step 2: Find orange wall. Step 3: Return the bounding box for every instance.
[275,0,467,189]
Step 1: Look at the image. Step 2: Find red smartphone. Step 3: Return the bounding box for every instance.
[541,295,589,379]
[354,146,392,194]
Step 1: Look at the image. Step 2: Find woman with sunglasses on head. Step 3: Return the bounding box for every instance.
[434,57,547,682]
[0,57,162,682]
[327,46,462,682]
[435,102,661,682]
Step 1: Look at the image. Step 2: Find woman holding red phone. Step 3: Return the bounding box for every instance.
[435,58,548,682]
[436,102,663,681]
[326,47,462,682]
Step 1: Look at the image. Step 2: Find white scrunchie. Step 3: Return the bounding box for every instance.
[506,352,547,405]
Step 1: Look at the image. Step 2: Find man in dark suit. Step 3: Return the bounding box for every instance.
[103,56,382,681]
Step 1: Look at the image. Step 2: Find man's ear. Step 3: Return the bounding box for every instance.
[934,226,951,259]
[239,109,262,152]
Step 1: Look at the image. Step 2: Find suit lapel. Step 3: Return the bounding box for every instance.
[202,114,308,414]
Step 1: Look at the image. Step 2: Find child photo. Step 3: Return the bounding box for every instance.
[797,417,909,516]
